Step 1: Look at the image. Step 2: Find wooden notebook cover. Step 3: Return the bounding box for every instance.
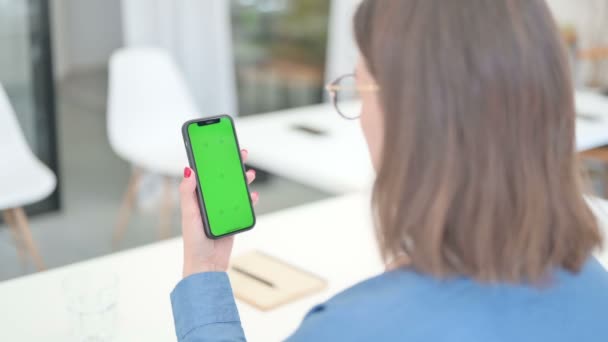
[228,251,326,311]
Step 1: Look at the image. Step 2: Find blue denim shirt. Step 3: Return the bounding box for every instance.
[171,258,608,341]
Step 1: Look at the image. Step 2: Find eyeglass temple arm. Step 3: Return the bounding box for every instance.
[325,84,379,92]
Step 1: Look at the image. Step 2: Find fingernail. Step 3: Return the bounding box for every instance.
[184,167,192,178]
[242,149,248,155]
[251,169,256,176]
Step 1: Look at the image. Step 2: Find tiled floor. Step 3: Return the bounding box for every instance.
[0,68,330,281]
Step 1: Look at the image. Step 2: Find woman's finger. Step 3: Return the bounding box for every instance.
[241,149,248,162]
[251,191,259,205]
[179,167,200,222]
[246,169,256,184]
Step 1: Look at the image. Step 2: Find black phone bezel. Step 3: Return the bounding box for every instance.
[181,114,256,239]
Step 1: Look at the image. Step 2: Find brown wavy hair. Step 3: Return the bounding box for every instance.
[355,0,602,282]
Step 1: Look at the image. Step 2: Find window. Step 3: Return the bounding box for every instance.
[231,0,331,115]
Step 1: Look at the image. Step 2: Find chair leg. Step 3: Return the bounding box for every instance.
[2,209,27,269]
[603,164,608,198]
[158,176,174,240]
[113,167,143,247]
[11,208,45,271]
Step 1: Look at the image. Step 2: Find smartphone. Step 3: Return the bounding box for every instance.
[182,115,255,239]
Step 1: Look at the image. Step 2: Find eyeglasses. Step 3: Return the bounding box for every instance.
[325,73,379,120]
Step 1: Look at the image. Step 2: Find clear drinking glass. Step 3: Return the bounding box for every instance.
[63,272,119,342]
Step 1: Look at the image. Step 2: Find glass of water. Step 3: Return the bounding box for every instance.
[63,272,119,342]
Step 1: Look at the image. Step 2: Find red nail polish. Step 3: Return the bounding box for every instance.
[184,167,192,178]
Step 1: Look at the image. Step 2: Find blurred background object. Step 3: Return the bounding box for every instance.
[0,0,59,214]
[231,0,330,115]
[550,0,608,90]
[2,1,608,340]
[0,83,56,270]
[551,0,608,194]
[0,0,341,281]
[0,0,608,284]
[107,47,199,244]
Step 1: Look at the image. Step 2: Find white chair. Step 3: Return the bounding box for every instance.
[0,83,56,270]
[107,47,200,243]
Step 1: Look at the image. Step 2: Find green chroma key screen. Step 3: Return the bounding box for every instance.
[187,117,254,237]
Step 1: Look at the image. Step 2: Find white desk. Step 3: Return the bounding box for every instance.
[1,194,608,341]
[236,102,374,194]
[0,193,381,342]
[236,91,608,194]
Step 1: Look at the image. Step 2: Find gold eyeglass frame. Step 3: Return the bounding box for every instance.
[325,73,379,120]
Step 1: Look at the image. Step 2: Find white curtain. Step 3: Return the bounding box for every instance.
[120,0,237,117]
[325,0,360,89]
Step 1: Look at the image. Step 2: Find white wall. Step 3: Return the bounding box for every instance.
[325,0,360,84]
[50,0,123,80]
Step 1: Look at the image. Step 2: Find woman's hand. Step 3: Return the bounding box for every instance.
[179,149,258,278]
